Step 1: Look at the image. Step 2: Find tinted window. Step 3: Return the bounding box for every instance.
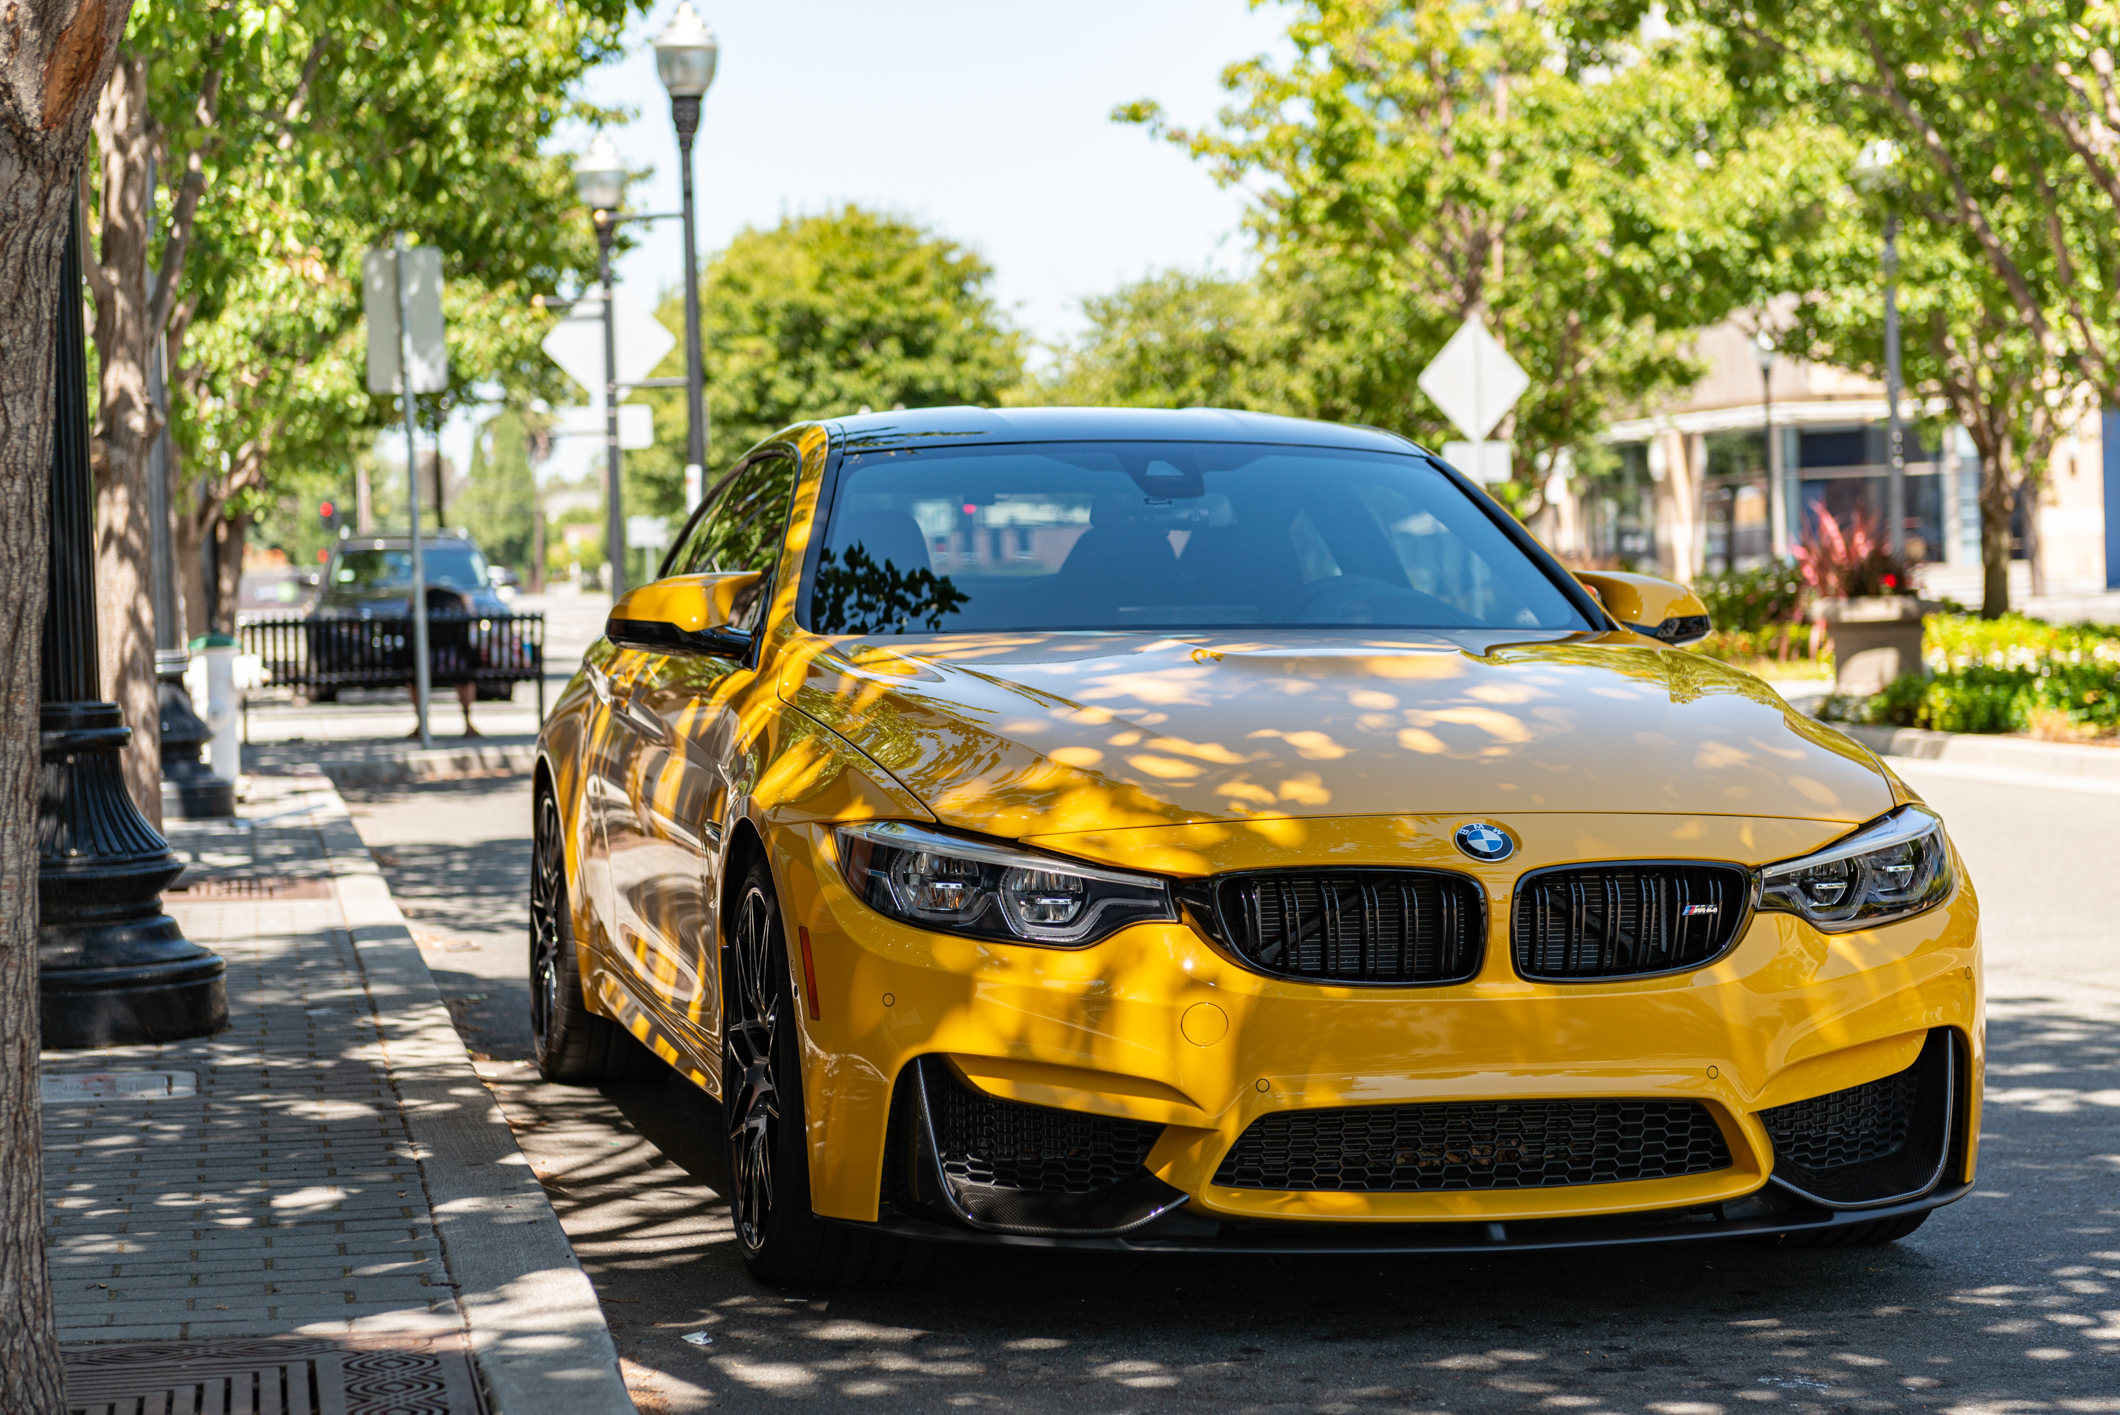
[332,546,488,592]
[805,441,1588,635]
[668,454,799,577]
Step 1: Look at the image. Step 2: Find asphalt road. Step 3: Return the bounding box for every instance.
[344,758,2120,1413]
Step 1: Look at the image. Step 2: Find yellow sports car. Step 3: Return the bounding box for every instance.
[531,407,1978,1285]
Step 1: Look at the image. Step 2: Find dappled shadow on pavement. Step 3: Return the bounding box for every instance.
[478,1000,2120,1412]
[343,774,535,1062]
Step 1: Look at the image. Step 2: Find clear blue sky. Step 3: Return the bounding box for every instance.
[569,0,1288,350]
[442,0,1290,488]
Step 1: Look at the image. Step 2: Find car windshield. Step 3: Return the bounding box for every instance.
[332,547,489,592]
[805,440,1590,635]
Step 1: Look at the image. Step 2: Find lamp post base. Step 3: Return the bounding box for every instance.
[39,701,227,1049]
[158,650,234,818]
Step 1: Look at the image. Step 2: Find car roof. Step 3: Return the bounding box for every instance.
[333,535,477,550]
[822,405,1431,455]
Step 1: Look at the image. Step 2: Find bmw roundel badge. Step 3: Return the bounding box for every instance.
[1454,822,1515,862]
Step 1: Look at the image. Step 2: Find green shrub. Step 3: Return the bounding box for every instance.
[1923,612,2120,672]
[1821,661,2120,736]
[1692,564,1807,635]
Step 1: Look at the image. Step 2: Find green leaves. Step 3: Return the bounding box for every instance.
[1108,0,1811,492]
[119,1,646,552]
[625,207,1022,521]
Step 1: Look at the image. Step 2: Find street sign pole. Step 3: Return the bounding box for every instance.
[394,233,431,749]
[597,213,626,598]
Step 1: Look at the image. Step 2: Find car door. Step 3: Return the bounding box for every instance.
[594,450,800,1061]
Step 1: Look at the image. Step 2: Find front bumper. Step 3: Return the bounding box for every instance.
[768,812,1983,1243]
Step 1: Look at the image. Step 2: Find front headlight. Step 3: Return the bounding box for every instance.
[835,821,1175,947]
[1758,806,1954,932]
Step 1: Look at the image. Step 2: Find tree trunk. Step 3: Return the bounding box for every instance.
[87,51,160,827]
[1978,446,2015,620]
[178,506,209,641]
[2023,477,2048,599]
[213,508,250,634]
[0,4,138,1408]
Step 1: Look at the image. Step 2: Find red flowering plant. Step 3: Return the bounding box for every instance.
[1793,505,1913,600]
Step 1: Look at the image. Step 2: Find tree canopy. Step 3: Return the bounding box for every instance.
[1115,0,1839,504]
[623,207,1023,521]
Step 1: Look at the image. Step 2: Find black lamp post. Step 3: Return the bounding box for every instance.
[574,135,628,597]
[150,302,231,818]
[1855,139,1909,560]
[655,2,719,507]
[40,194,227,1047]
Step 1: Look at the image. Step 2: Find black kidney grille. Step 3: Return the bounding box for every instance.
[1760,1060,1917,1172]
[1210,870,1482,984]
[1214,1098,1732,1192]
[1513,864,1749,980]
[931,1065,1161,1194]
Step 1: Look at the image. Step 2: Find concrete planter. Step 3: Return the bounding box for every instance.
[1817,596,1935,695]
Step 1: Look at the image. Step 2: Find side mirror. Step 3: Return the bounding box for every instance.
[606,571,765,658]
[1575,571,1712,646]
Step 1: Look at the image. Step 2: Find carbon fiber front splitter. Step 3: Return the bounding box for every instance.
[826,1178,1973,1256]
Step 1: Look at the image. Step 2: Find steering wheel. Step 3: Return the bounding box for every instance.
[1282,574,1477,628]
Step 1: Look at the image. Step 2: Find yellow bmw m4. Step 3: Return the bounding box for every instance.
[531,407,1980,1286]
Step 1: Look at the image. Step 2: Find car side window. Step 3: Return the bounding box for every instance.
[667,453,799,579]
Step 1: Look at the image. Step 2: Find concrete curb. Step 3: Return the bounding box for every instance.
[254,741,540,789]
[280,771,634,1415]
[1828,722,2120,784]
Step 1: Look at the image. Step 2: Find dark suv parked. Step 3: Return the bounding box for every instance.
[306,532,528,701]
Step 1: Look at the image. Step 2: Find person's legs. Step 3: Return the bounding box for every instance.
[457,680,478,737]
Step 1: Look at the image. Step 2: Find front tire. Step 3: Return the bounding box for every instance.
[530,784,655,1083]
[722,854,924,1287]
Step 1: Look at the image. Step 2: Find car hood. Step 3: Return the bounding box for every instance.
[780,629,1893,838]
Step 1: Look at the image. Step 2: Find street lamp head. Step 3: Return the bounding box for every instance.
[654,2,719,99]
[1752,329,1777,372]
[573,133,627,213]
[1852,138,1902,193]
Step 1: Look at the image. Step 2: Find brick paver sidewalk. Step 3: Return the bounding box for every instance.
[39,773,633,1415]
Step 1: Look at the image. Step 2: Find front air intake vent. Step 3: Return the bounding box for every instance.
[1214,1097,1732,1192]
[1512,863,1751,981]
[1182,870,1483,986]
[1759,1028,1959,1208]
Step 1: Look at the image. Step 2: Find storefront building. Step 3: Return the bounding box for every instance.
[1537,320,2115,600]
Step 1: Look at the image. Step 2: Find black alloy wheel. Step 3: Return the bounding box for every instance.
[719,854,926,1286]
[529,783,653,1083]
[530,789,565,1047]
[724,873,783,1254]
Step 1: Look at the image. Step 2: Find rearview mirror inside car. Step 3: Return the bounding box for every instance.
[1575,571,1713,646]
[606,571,765,658]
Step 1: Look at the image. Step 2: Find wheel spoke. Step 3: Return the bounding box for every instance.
[530,794,567,1047]
[724,880,785,1251]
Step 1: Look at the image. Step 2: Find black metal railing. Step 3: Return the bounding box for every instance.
[238,611,546,718]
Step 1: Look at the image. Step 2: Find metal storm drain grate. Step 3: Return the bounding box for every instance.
[167,874,334,901]
[42,1072,198,1102]
[64,1334,485,1415]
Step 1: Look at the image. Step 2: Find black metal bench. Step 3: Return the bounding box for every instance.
[239,611,547,719]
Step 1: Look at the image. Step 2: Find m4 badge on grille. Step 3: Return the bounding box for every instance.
[1680,903,1720,917]
[1453,822,1514,862]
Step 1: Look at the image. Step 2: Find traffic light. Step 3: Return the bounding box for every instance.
[319,500,341,533]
